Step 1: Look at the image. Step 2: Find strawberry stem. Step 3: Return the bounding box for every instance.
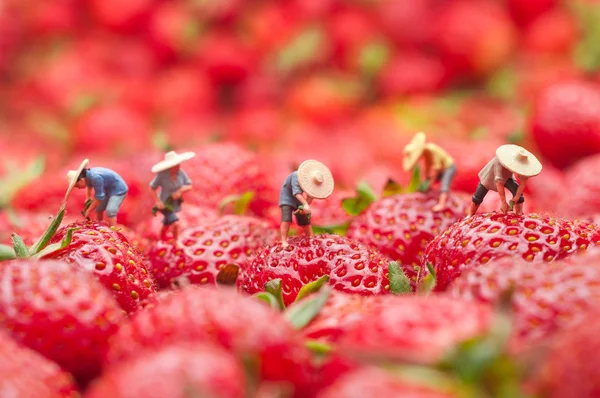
[284,286,331,329]
[295,275,330,302]
[28,207,66,255]
[389,262,412,294]
[11,233,29,258]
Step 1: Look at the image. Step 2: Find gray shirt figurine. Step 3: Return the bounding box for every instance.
[150,169,192,213]
[478,156,515,191]
[279,171,304,209]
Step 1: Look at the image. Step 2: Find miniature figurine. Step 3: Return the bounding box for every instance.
[66,161,129,227]
[279,159,334,247]
[150,150,195,241]
[467,144,542,217]
[403,132,456,212]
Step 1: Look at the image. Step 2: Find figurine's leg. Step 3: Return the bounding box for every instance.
[432,164,456,212]
[96,198,108,222]
[105,194,126,227]
[297,213,313,236]
[468,183,488,217]
[504,179,525,214]
[280,206,293,246]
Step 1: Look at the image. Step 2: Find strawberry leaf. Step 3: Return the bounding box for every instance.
[416,263,437,295]
[0,244,16,261]
[382,178,404,197]
[29,207,66,255]
[218,191,255,216]
[312,222,350,236]
[285,286,331,329]
[11,234,29,258]
[265,278,286,311]
[389,262,412,295]
[253,292,282,310]
[342,181,377,216]
[33,227,77,259]
[295,275,330,302]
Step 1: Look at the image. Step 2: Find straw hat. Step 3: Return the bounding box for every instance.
[151,151,196,173]
[297,160,334,199]
[64,159,89,200]
[496,144,542,177]
[403,132,426,171]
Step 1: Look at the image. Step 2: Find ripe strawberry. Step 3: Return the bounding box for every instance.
[19,0,79,36]
[514,55,582,103]
[522,163,565,215]
[455,97,524,142]
[302,291,382,343]
[0,1,22,75]
[227,105,284,150]
[0,331,78,397]
[241,2,299,55]
[375,0,439,47]
[420,213,600,291]
[72,104,152,157]
[529,310,600,398]
[346,191,469,284]
[238,234,392,306]
[0,259,124,381]
[86,344,246,398]
[529,80,600,169]
[183,142,278,219]
[86,0,155,33]
[554,154,600,219]
[449,251,600,348]
[377,52,447,97]
[146,215,278,289]
[195,31,255,85]
[0,211,78,246]
[146,2,199,62]
[316,366,456,398]
[43,221,156,313]
[106,287,315,393]
[310,189,354,228]
[522,9,578,55]
[506,0,557,26]
[338,295,492,364]
[432,0,517,80]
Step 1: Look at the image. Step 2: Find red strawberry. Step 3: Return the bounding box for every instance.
[72,104,152,157]
[238,234,392,306]
[0,1,22,75]
[182,142,278,219]
[337,295,492,364]
[555,153,600,219]
[0,259,124,381]
[420,213,600,291]
[522,163,565,215]
[43,221,156,313]
[375,0,439,47]
[106,287,315,394]
[195,31,255,85]
[226,105,284,150]
[86,0,155,33]
[377,52,447,97]
[0,211,78,247]
[146,215,278,289]
[449,251,600,348]
[86,344,246,398]
[19,0,79,36]
[529,80,600,169]
[514,55,582,103]
[432,0,517,80]
[529,309,600,398]
[346,191,469,284]
[455,97,525,142]
[316,366,456,398]
[310,189,354,228]
[301,290,381,343]
[0,331,78,397]
[506,0,557,26]
[522,9,578,55]
[146,1,200,62]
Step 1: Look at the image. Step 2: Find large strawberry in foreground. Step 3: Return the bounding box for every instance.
[238,234,392,306]
[146,215,278,289]
[43,221,156,313]
[86,344,246,398]
[419,212,600,291]
[106,287,315,395]
[0,259,124,382]
[0,331,78,398]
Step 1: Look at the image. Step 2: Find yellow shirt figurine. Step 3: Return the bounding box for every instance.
[403,132,456,212]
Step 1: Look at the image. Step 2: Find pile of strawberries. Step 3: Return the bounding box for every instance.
[3,0,600,397]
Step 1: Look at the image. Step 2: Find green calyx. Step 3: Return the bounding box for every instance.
[218,191,255,216]
[284,286,332,329]
[416,262,437,295]
[388,261,437,295]
[342,180,377,216]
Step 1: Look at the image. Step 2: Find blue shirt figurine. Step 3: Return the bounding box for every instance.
[65,161,128,227]
[150,150,196,241]
[278,160,335,247]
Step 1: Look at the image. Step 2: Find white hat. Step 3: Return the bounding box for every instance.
[64,159,89,201]
[151,151,196,173]
[496,144,543,177]
[297,160,334,199]
[403,132,426,171]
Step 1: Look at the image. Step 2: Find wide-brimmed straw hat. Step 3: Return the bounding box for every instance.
[297,160,334,199]
[496,144,542,177]
[403,132,426,171]
[64,159,89,200]
[151,151,196,173]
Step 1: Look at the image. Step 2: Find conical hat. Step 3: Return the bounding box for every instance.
[152,151,196,173]
[64,159,89,201]
[403,132,426,171]
[496,145,542,177]
[297,160,334,199]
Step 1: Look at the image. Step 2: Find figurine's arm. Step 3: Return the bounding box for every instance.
[84,176,104,217]
[295,193,311,212]
[149,175,164,209]
[510,177,528,207]
[86,186,93,201]
[172,171,192,199]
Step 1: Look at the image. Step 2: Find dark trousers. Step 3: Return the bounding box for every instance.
[472,179,524,205]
